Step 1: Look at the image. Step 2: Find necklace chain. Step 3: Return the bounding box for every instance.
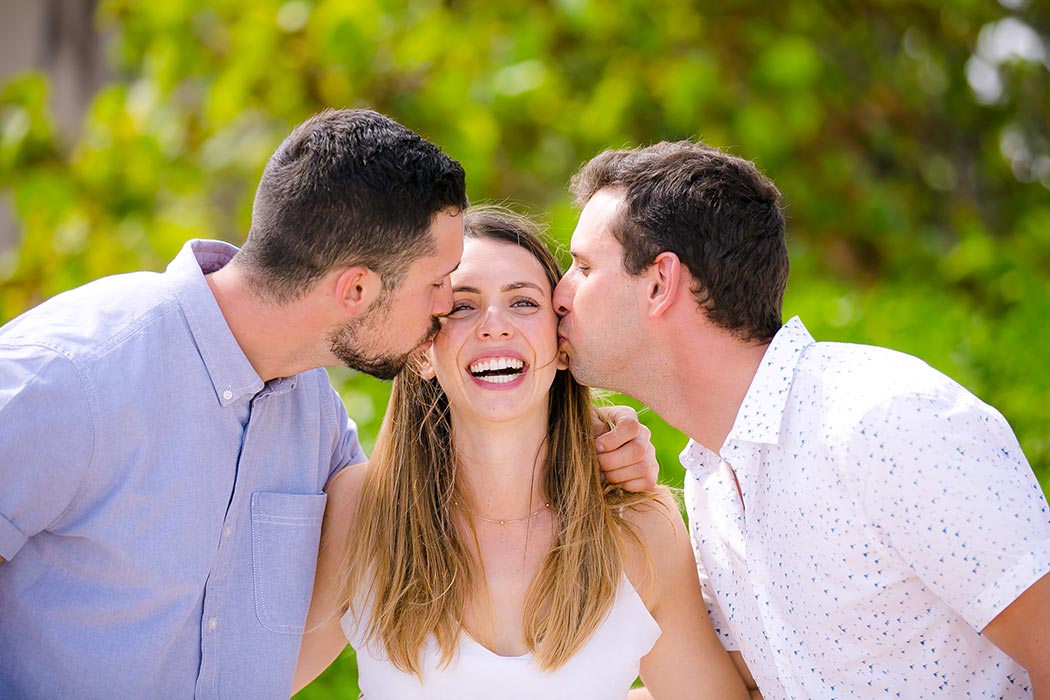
[456,501,550,526]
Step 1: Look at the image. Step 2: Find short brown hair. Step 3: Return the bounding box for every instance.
[238,109,468,302]
[571,141,788,341]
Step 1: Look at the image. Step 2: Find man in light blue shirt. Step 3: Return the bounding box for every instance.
[1,238,372,698]
[0,109,469,699]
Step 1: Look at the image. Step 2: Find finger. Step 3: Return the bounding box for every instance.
[595,417,645,454]
[602,463,659,492]
[599,442,657,478]
[593,410,610,436]
[614,476,658,493]
[596,440,647,471]
[595,404,637,428]
[592,405,628,436]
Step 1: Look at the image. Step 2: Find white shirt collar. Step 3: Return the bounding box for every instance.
[724,316,814,447]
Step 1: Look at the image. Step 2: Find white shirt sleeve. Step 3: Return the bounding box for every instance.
[852,386,1050,631]
[696,555,739,650]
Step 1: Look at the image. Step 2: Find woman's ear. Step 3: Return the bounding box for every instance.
[556,349,570,371]
[417,353,436,380]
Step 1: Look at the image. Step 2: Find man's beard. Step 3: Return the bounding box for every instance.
[329,314,441,381]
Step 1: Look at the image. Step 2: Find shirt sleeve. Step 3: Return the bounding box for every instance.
[696,554,740,651]
[682,476,738,651]
[854,386,1050,631]
[323,381,368,483]
[0,344,96,560]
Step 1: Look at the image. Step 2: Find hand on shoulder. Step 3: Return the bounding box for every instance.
[593,404,659,492]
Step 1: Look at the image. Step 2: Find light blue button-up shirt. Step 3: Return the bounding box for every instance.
[0,240,366,699]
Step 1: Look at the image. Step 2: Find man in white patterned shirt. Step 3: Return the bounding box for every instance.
[553,140,1050,699]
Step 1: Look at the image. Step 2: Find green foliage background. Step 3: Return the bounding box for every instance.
[1,1,1048,695]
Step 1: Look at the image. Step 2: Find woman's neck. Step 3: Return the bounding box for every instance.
[451,408,550,520]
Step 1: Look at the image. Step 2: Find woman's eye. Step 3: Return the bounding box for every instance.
[448,301,473,315]
[511,297,540,310]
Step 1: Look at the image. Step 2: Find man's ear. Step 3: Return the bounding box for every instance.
[334,266,382,318]
[646,252,682,319]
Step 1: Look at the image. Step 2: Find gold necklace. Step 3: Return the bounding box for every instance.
[457,501,550,526]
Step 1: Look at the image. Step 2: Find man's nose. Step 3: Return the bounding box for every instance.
[552,277,572,316]
[433,281,454,316]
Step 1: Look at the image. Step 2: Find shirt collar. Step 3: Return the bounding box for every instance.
[724,316,814,447]
[167,239,265,406]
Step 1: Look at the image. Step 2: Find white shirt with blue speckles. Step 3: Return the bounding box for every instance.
[682,317,1050,699]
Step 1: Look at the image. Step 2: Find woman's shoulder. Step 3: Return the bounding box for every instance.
[326,461,370,499]
[620,487,684,546]
[619,487,689,608]
[321,462,371,542]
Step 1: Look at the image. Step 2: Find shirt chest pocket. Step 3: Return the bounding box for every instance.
[250,491,327,635]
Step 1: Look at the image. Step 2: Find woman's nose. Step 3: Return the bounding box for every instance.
[477,307,513,338]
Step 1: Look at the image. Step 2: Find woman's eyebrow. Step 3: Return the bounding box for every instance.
[502,282,545,293]
[452,282,545,294]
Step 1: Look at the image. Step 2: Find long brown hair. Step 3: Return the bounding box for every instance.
[339,205,659,676]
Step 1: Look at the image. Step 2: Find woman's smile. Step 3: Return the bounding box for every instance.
[467,354,529,387]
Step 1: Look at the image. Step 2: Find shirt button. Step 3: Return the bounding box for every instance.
[208,617,218,631]
[222,389,233,401]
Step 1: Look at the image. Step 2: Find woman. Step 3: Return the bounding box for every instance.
[294,206,751,699]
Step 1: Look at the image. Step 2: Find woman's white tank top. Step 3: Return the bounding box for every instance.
[340,575,661,699]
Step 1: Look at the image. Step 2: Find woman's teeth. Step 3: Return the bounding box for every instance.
[469,357,525,383]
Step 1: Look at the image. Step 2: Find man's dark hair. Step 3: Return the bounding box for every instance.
[570,141,788,342]
[237,109,468,302]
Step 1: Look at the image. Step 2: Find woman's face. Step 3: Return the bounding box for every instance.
[426,237,564,425]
